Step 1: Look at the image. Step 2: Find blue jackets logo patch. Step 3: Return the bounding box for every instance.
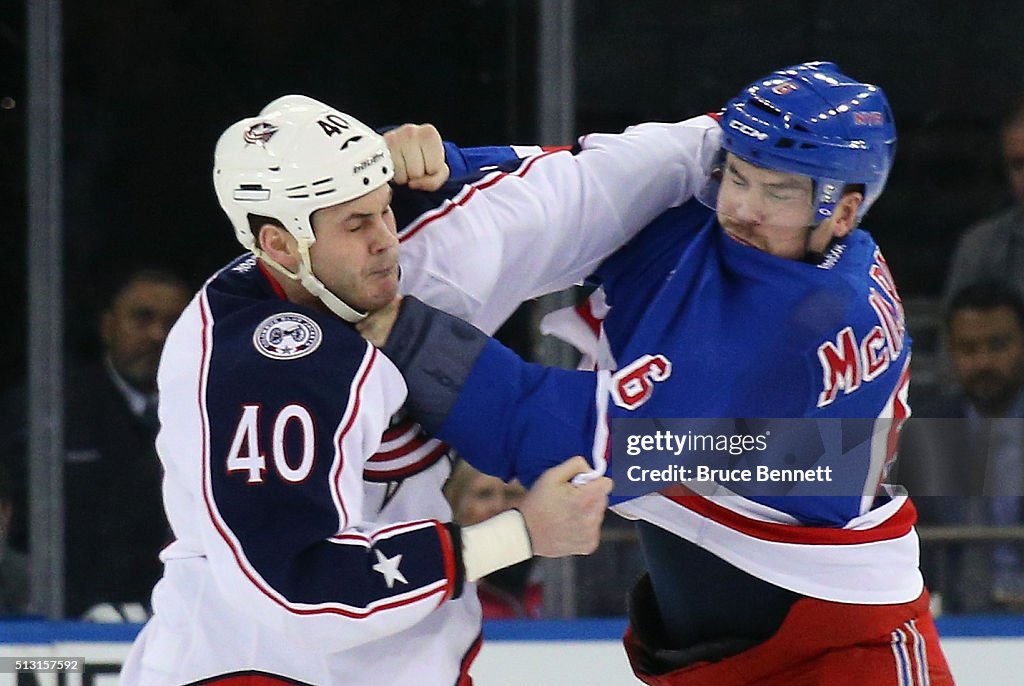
[253,313,322,360]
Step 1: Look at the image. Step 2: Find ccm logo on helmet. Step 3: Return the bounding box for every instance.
[728,119,768,141]
[611,354,672,410]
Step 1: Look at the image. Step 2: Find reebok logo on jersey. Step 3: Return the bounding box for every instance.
[610,354,672,410]
[231,256,258,273]
[253,312,322,360]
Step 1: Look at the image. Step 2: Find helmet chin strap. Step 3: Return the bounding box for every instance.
[803,222,819,260]
[802,222,846,265]
[252,240,368,323]
[804,181,848,262]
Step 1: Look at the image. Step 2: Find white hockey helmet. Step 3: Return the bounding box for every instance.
[213,95,394,321]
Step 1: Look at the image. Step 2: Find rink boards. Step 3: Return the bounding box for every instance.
[0,617,1020,685]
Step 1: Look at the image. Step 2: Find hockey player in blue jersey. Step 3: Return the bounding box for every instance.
[358,63,956,685]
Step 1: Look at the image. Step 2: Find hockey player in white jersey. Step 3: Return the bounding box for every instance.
[120,94,720,685]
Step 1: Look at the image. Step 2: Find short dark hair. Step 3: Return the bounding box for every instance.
[100,268,192,311]
[247,214,286,243]
[104,267,191,311]
[947,280,1024,331]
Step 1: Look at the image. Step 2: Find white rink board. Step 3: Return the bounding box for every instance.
[470,637,1024,685]
[0,622,1020,684]
[472,640,636,685]
[940,638,1024,685]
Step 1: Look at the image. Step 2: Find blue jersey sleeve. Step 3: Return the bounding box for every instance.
[435,339,602,488]
[378,296,604,488]
[443,142,527,179]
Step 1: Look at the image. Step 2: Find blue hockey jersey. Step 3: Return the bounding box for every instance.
[417,196,921,604]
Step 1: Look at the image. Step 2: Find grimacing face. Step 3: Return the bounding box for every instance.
[102,278,191,391]
[715,153,855,260]
[950,305,1024,415]
[308,184,400,314]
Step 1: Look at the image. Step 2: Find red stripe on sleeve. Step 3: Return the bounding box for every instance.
[435,521,458,604]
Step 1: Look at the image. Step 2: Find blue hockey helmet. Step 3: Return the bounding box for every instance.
[716,61,896,224]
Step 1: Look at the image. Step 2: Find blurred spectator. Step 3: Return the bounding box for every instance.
[945,97,1024,304]
[444,460,543,619]
[898,281,1024,612]
[0,267,191,618]
[0,462,29,616]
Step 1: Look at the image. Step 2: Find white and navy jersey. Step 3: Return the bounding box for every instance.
[123,115,721,686]
[418,197,921,605]
[121,255,480,686]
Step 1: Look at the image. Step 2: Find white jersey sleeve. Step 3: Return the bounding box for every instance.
[397,115,722,333]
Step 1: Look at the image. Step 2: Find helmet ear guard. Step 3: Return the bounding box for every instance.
[213,95,395,322]
[715,61,896,225]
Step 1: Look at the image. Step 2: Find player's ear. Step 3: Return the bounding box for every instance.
[830,191,863,238]
[258,224,299,269]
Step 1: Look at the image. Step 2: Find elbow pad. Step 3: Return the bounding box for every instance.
[381,296,489,434]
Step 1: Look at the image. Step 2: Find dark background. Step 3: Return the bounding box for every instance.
[5,0,1024,391]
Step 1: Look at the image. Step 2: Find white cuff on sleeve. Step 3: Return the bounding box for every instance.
[460,509,533,582]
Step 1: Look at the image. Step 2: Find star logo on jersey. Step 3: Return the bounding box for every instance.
[253,312,322,360]
[372,549,408,589]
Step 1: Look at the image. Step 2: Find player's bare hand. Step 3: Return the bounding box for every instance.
[518,456,612,557]
[385,123,450,191]
[356,296,401,347]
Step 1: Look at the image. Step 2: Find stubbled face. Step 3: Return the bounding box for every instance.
[1003,124,1024,206]
[949,305,1024,416]
[716,153,842,260]
[102,279,191,391]
[308,185,399,314]
[453,472,526,526]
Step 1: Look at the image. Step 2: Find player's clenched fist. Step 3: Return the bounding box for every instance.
[384,123,450,191]
[518,456,612,557]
